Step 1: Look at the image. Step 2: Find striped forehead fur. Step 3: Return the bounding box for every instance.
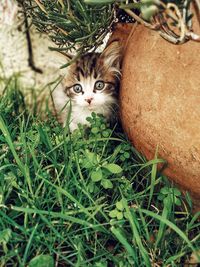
[66,41,121,85]
[76,53,99,80]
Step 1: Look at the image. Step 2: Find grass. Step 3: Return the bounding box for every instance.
[0,76,199,267]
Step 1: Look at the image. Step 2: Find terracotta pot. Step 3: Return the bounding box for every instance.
[107,23,133,53]
[120,25,200,211]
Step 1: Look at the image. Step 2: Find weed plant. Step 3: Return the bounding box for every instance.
[0,77,199,266]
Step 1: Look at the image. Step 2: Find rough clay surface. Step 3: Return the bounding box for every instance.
[120,25,200,210]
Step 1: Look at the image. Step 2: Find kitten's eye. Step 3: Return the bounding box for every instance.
[94,81,105,91]
[73,84,82,93]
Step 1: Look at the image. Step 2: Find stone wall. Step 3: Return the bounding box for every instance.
[0,0,109,109]
[0,0,67,96]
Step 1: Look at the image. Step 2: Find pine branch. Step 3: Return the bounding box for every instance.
[19,0,198,57]
[21,0,116,55]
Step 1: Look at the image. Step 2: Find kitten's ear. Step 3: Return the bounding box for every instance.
[100,41,121,69]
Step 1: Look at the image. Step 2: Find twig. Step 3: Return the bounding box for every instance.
[124,8,158,30]
[22,2,43,74]
[124,0,200,45]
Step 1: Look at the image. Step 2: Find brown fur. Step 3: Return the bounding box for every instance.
[63,44,121,98]
[52,41,121,130]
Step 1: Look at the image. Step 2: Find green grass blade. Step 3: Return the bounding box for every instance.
[11,206,95,228]
[148,147,159,208]
[110,226,138,264]
[0,115,33,195]
[22,223,39,266]
[139,208,198,254]
[123,198,151,266]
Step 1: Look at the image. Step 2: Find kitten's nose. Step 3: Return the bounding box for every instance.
[85,97,93,104]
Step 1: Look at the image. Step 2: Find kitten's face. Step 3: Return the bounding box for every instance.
[63,42,121,111]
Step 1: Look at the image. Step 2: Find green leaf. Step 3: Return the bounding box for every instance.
[0,229,12,244]
[103,164,122,174]
[116,211,123,220]
[88,181,95,193]
[94,261,108,267]
[102,130,110,137]
[124,152,130,159]
[91,127,99,134]
[109,209,117,218]
[82,151,98,169]
[82,159,93,169]
[29,255,54,267]
[163,195,172,207]
[175,198,182,206]
[91,168,103,182]
[101,179,113,189]
[124,211,129,219]
[116,201,124,211]
[173,188,181,196]
[160,187,169,195]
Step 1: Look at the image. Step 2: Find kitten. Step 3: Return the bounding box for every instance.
[52,41,121,132]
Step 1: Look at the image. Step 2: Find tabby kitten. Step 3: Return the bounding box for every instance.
[52,41,121,131]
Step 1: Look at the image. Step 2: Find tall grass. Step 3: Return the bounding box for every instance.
[0,77,199,266]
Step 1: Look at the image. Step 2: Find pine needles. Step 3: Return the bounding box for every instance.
[22,0,115,55]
